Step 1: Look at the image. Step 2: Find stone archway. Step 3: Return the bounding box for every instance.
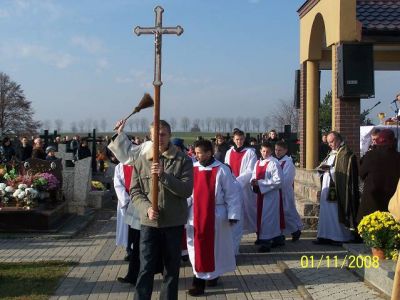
[298,0,360,169]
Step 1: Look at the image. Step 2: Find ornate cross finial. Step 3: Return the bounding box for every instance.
[134,5,183,86]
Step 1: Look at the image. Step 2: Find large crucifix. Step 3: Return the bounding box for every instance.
[134,6,183,212]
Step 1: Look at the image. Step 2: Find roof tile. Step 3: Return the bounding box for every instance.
[357,0,400,33]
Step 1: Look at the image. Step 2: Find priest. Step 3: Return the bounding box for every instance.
[314,131,359,246]
[187,139,241,296]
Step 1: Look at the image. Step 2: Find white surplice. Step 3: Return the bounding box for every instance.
[225,147,257,234]
[317,152,353,242]
[278,155,303,235]
[187,160,241,280]
[107,132,152,165]
[250,156,283,240]
[114,163,130,247]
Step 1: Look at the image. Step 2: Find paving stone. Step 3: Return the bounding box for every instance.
[0,211,391,299]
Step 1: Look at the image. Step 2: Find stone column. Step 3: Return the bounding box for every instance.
[305,60,319,170]
[299,62,307,168]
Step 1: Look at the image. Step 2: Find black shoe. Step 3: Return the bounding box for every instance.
[271,235,285,248]
[188,277,205,296]
[258,244,271,252]
[312,238,331,245]
[117,277,135,285]
[207,277,219,287]
[124,255,131,262]
[330,240,343,247]
[181,254,189,262]
[291,230,301,242]
[254,239,261,245]
[188,286,205,296]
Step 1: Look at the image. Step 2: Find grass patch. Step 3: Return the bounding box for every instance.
[0,260,77,300]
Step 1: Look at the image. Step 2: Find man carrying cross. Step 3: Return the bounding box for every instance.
[131,120,193,299]
[126,7,187,299]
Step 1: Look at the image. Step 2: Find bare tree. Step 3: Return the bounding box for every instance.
[227,118,235,132]
[85,118,93,132]
[42,119,52,131]
[243,118,250,132]
[221,118,227,133]
[262,116,270,131]
[0,72,41,136]
[93,120,99,130]
[100,118,107,132]
[133,119,140,132]
[213,118,222,132]
[70,121,78,133]
[78,120,85,133]
[54,119,63,132]
[235,117,244,130]
[251,118,261,132]
[140,118,149,132]
[199,119,205,132]
[169,117,177,131]
[127,120,134,132]
[205,117,212,132]
[181,117,190,132]
[271,99,299,132]
[192,118,200,128]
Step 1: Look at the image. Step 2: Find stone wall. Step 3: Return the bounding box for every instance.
[294,168,321,230]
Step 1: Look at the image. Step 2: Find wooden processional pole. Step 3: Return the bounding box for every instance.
[134,6,183,212]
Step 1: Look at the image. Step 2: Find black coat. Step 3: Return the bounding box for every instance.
[17,145,33,161]
[77,146,91,160]
[356,146,400,223]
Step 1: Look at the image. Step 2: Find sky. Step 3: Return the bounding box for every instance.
[0,0,399,132]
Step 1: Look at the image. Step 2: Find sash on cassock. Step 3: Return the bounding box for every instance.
[278,160,286,230]
[193,166,219,273]
[123,165,133,193]
[229,150,246,177]
[255,160,269,239]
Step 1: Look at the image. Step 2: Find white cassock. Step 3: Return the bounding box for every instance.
[251,156,283,240]
[231,176,244,255]
[187,160,241,280]
[225,147,257,234]
[114,163,130,247]
[317,152,353,241]
[107,132,152,165]
[278,155,303,235]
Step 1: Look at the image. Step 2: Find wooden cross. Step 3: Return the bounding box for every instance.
[134,6,183,212]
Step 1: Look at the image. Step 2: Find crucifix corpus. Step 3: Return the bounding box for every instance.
[134,6,183,212]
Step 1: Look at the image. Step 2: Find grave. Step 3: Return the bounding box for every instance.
[0,158,69,231]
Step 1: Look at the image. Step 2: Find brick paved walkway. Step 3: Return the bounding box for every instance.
[0,209,388,300]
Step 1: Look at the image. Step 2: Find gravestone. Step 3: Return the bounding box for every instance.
[56,144,74,169]
[71,157,92,215]
[56,144,75,209]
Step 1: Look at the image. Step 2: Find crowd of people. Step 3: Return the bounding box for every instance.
[315,129,400,247]
[109,120,303,299]
[6,122,398,299]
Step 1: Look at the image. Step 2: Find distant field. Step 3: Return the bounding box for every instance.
[57,131,262,146]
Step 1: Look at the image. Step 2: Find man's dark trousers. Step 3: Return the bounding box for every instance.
[134,225,184,300]
[126,227,140,283]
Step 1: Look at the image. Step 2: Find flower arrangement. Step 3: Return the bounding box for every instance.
[358,211,400,260]
[12,184,39,207]
[0,183,13,205]
[91,180,106,191]
[3,168,18,181]
[32,173,60,191]
[0,182,39,207]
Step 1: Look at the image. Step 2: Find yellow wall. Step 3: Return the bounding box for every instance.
[300,0,359,63]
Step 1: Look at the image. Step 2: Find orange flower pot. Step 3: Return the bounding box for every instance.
[371,247,385,260]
